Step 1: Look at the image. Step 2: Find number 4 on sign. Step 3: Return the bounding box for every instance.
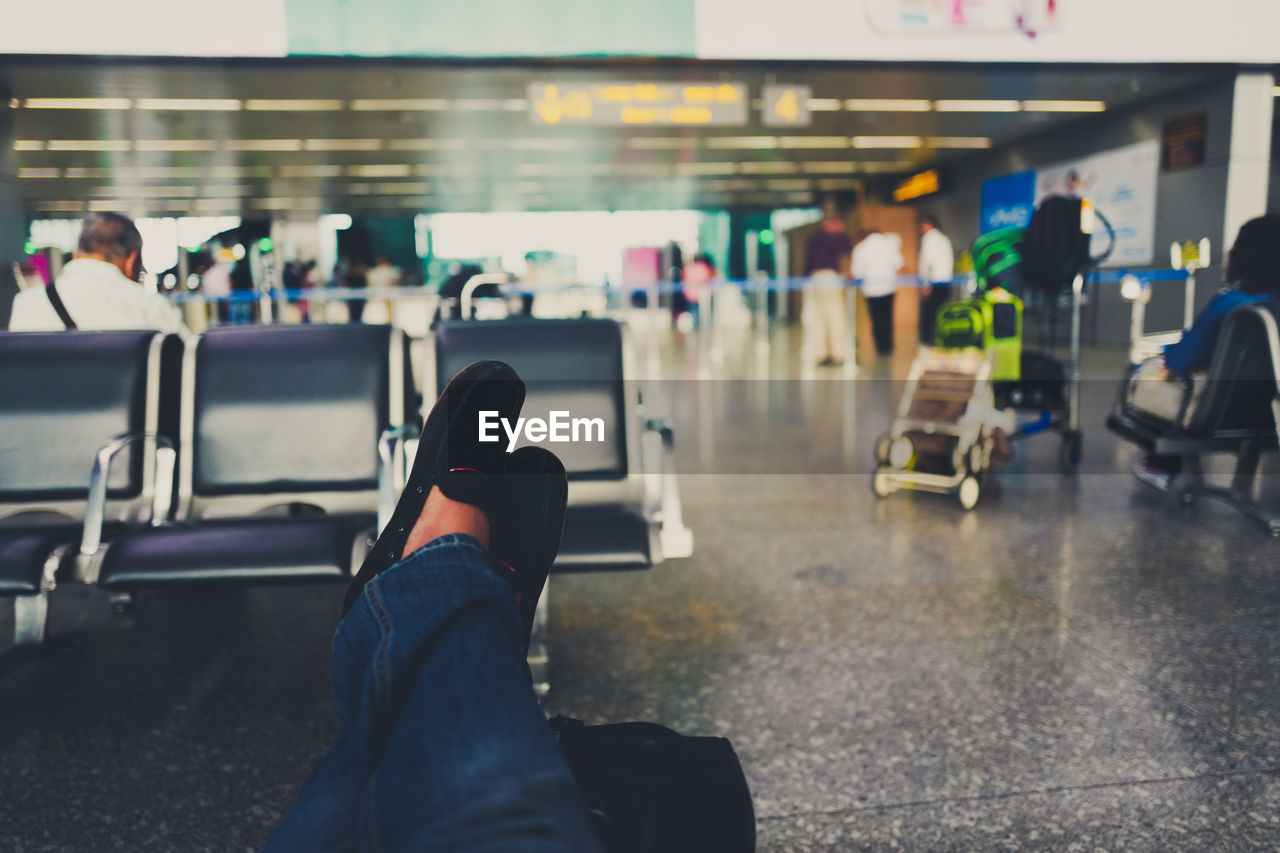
[774,89,798,123]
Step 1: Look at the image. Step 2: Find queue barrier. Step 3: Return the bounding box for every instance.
[165,268,1193,311]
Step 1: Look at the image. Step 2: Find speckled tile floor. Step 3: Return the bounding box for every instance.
[3,323,1279,851]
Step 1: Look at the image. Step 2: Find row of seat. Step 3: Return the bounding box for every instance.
[0,319,693,648]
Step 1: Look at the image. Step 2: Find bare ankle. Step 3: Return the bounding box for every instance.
[401,486,491,558]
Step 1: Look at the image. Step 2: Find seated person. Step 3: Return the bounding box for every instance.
[1131,214,1280,490]
[9,212,189,337]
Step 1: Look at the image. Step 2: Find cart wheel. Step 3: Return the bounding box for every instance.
[872,466,895,498]
[958,475,981,510]
[1179,490,1197,506]
[968,442,985,474]
[874,433,893,465]
[1058,431,1083,474]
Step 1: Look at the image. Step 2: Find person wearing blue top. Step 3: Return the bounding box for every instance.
[1133,215,1280,491]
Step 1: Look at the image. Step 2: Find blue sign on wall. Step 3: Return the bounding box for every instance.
[979,170,1036,233]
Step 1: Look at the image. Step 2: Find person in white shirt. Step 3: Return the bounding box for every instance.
[366,256,402,291]
[851,229,905,356]
[917,214,956,346]
[201,259,234,324]
[9,212,189,338]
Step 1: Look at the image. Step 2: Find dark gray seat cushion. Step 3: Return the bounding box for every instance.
[97,513,376,589]
[0,330,174,503]
[554,506,652,571]
[0,524,80,595]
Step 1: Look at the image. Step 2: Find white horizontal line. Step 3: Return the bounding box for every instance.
[934,99,1022,112]
[245,99,344,111]
[25,98,131,110]
[135,98,241,111]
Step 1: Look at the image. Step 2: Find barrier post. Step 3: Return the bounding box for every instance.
[1069,274,1083,432]
[647,281,661,379]
[1128,282,1149,362]
[753,272,770,356]
[844,278,859,378]
[707,280,723,366]
[1183,270,1197,331]
[774,238,790,324]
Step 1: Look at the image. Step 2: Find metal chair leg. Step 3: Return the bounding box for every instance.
[12,593,48,646]
[528,578,550,700]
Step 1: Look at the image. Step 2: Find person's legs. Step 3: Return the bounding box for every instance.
[269,359,599,852]
[920,284,951,345]
[867,294,895,355]
[803,284,831,363]
[819,286,848,364]
[267,497,599,852]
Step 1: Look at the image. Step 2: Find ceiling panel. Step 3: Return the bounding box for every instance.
[1,59,1228,216]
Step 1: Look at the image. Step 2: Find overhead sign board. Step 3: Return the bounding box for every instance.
[979,170,1036,233]
[892,169,940,202]
[1161,112,1207,172]
[528,81,747,127]
[762,85,811,127]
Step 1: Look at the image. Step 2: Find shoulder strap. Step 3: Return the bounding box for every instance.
[45,281,78,330]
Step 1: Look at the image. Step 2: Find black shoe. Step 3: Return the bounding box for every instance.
[490,446,568,652]
[342,360,525,616]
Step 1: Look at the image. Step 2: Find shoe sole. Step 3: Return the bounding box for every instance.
[492,446,567,650]
[342,360,525,615]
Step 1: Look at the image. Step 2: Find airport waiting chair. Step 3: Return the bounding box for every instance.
[431,317,693,569]
[432,317,692,695]
[0,330,181,645]
[1107,302,1280,534]
[90,324,417,594]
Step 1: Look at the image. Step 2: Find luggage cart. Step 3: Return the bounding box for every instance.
[873,198,1113,508]
[873,347,1015,510]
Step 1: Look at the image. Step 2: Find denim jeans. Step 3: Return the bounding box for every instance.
[266,534,601,852]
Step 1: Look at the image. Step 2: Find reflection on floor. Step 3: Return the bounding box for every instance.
[3,319,1279,851]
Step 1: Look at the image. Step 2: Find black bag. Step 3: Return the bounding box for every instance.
[996,350,1069,410]
[1021,196,1091,299]
[550,716,755,853]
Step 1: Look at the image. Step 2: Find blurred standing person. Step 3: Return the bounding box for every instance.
[803,198,853,366]
[229,255,256,325]
[342,259,369,324]
[367,255,402,291]
[9,212,188,337]
[852,228,905,357]
[366,255,401,324]
[298,260,320,323]
[917,215,956,346]
[203,253,233,324]
[681,252,716,330]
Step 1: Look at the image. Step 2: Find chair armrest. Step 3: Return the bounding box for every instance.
[378,424,420,531]
[642,418,694,560]
[80,432,175,559]
[1172,372,1197,428]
